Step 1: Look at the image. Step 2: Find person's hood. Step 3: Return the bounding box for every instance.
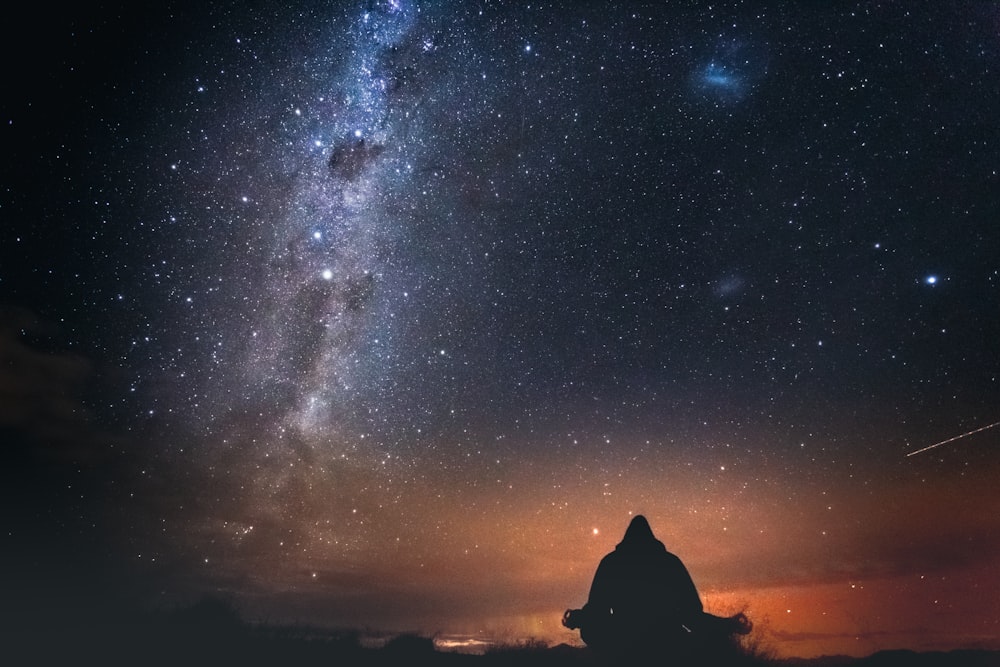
[616,515,666,552]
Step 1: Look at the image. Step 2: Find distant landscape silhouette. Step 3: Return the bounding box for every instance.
[5,515,998,666]
[7,588,999,666]
[562,514,752,665]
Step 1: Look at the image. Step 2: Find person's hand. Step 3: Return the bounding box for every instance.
[562,609,582,629]
[732,612,752,635]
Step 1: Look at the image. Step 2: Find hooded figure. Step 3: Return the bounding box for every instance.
[563,515,750,663]
[575,515,702,655]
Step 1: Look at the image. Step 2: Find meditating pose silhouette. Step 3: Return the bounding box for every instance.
[563,515,750,663]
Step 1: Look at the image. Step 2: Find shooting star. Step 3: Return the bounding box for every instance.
[905,420,1000,457]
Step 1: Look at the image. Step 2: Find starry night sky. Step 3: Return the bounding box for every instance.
[3,1,1000,659]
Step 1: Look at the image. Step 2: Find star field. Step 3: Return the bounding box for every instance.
[3,1,1000,659]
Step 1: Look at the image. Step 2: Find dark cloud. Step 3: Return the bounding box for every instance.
[328,139,386,182]
[0,307,110,462]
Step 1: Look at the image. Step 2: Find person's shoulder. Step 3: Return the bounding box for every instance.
[600,549,619,564]
[661,548,685,564]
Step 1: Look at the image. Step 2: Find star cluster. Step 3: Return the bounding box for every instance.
[3,1,1000,659]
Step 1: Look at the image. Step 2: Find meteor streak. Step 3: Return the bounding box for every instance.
[905,420,1000,457]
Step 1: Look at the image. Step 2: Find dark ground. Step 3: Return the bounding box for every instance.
[5,596,998,667]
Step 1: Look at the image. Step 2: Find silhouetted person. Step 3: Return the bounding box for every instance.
[563,515,750,664]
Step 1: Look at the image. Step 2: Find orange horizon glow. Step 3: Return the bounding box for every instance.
[182,441,1000,661]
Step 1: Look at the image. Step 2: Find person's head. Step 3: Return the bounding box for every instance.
[622,515,656,542]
